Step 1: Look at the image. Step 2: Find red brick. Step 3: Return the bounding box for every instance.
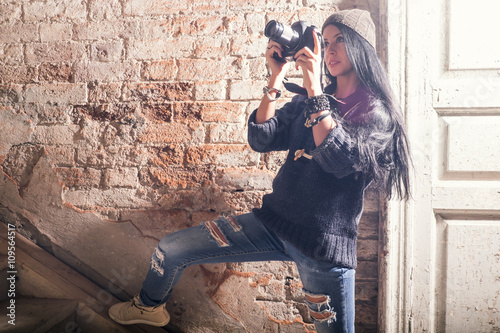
[91,40,123,62]
[194,81,227,101]
[215,167,273,190]
[357,239,378,261]
[356,260,378,280]
[24,83,87,104]
[230,80,267,100]
[168,101,245,123]
[0,23,38,43]
[177,59,236,81]
[192,2,228,13]
[0,84,22,104]
[219,190,265,214]
[124,82,193,102]
[141,103,173,123]
[147,145,184,167]
[0,3,22,23]
[141,166,212,189]
[141,60,177,81]
[39,63,72,82]
[194,37,231,59]
[76,147,146,168]
[123,0,191,16]
[198,101,247,123]
[185,144,260,167]
[137,122,196,144]
[24,0,86,22]
[40,22,73,42]
[26,42,86,64]
[55,167,102,188]
[74,20,138,41]
[128,37,194,60]
[103,167,139,188]
[32,103,72,125]
[73,61,140,83]
[230,35,267,58]
[1,44,24,66]
[45,146,75,166]
[89,0,122,21]
[229,0,266,10]
[355,281,378,302]
[88,82,122,103]
[224,15,247,34]
[74,104,134,122]
[0,65,37,84]
[171,102,203,122]
[208,123,246,144]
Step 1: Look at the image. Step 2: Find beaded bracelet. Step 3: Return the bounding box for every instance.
[303,94,331,117]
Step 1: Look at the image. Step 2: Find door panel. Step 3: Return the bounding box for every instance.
[384,0,500,332]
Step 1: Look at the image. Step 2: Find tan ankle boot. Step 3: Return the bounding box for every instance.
[109,295,170,327]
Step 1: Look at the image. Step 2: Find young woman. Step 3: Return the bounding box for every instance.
[109,9,411,332]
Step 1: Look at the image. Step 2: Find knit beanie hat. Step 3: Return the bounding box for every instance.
[322,9,376,49]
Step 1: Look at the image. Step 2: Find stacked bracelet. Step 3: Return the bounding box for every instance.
[263,86,281,101]
[303,94,330,117]
[304,111,332,128]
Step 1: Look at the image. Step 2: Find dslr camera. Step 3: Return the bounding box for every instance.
[264,20,323,62]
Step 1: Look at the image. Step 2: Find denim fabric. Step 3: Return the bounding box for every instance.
[139,212,355,332]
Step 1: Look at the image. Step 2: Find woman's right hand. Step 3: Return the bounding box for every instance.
[265,40,290,79]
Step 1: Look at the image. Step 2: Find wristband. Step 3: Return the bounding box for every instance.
[263,86,281,101]
[304,111,332,128]
[303,94,330,117]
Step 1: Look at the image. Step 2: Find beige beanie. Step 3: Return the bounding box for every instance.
[322,9,376,49]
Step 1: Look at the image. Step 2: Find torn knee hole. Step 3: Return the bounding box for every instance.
[310,309,336,322]
[151,247,165,276]
[226,216,242,232]
[306,294,329,304]
[204,220,230,247]
[304,291,336,322]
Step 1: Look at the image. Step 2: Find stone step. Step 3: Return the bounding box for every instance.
[0,297,78,333]
[0,223,168,333]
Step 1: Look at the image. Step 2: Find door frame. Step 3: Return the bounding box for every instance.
[377,0,415,331]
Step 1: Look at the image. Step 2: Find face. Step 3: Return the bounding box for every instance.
[323,24,356,79]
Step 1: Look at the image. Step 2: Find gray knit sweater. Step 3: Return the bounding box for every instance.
[248,86,380,268]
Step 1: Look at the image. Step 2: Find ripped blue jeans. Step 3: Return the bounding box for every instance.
[139,212,355,333]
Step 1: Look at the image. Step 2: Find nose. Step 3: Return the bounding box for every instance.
[325,42,336,54]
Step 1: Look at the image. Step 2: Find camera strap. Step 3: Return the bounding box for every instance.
[283,80,308,96]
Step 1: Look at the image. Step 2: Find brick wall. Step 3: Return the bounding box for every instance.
[0,0,380,331]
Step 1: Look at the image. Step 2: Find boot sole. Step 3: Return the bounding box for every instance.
[109,311,170,327]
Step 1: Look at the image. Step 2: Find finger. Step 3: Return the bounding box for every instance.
[312,29,320,55]
[267,40,283,51]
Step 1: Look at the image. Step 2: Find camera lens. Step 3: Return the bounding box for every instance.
[265,20,300,51]
[265,21,283,39]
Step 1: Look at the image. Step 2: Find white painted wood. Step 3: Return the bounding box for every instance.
[381,0,500,332]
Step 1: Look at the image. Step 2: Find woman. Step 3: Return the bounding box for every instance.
[109,9,411,333]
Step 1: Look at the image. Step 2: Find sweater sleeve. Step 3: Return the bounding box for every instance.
[312,101,391,179]
[311,123,358,178]
[248,95,304,153]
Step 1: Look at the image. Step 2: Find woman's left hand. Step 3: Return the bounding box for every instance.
[293,31,323,97]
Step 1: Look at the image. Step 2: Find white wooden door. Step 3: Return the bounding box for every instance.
[380,0,500,332]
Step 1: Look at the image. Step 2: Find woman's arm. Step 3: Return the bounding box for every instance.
[293,31,338,147]
[255,41,290,124]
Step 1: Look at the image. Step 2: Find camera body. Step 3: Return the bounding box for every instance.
[264,20,322,62]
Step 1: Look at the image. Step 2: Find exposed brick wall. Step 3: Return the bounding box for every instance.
[0,0,381,331]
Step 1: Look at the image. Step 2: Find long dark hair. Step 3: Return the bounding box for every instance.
[324,23,412,200]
